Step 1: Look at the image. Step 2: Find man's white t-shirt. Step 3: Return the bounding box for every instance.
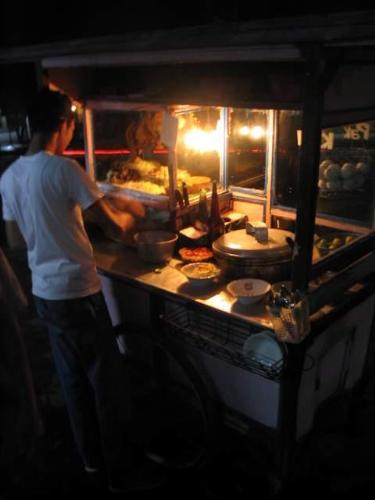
[0,151,104,300]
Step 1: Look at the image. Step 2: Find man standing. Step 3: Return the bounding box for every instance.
[0,88,161,492]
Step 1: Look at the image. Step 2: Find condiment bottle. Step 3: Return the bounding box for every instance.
[194,189,209,232]
[208,181,225,245]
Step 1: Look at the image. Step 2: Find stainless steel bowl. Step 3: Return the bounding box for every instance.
[134,230,178,263]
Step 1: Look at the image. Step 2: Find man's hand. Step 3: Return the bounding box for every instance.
[106,195,146,219]
[84,197,136,240]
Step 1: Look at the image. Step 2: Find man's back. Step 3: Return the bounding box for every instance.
[0,152,102,299]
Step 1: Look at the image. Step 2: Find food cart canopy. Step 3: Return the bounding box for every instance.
[1,10,375,124]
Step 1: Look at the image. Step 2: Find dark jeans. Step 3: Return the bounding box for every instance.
[34,292,133,472]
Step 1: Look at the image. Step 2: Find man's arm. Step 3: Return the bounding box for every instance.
[105,195,146,219]
[5,220,27,250]
[84,197,138,241]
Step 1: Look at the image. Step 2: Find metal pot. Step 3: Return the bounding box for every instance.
[212,228,294,282]
[134,230,178,263]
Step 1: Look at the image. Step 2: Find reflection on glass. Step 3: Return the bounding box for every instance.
[275,110,302,208]
[175,106,221,194]
[91,107,223,198]
[228,108,268,191]
[92,109,169,195]
[276,111,375,227]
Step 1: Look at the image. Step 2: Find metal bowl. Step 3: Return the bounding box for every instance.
[134,230,178,263]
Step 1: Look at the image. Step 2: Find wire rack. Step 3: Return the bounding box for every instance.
[160,304,285,381]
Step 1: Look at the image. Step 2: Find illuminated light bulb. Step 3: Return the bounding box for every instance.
[71,104,77,112]
[178,116,186,129]
[239,126,251,136]
[249,126,265,139]
[184,126,221,153]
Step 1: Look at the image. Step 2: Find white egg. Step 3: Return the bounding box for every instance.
[340,163,356,179]
[324,163,341,181]
[342,179,357,191]
[326,180,342,191]
[356,162,371,176]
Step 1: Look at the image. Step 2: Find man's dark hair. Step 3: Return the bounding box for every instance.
[28,87,74,134]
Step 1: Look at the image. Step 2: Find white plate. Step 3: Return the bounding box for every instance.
[243,331,283,369]
[180,262,221,283]
[227,278,271,305]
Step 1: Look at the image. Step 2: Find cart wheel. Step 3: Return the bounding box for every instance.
[144,339,218,470]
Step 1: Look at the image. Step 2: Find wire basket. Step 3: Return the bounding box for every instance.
[160,303,285,381]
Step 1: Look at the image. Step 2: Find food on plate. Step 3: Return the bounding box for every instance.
[186,176,211,193]
[105,156,212,196]
[182,262,220,279]
[316,238,330,250]
[329,237,343,250]
[316,234,357,254]
[179,246,213,262]
[345,235,356,245]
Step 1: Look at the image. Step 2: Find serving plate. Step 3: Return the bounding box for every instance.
[180,262,221,283]
[242,331,284,371]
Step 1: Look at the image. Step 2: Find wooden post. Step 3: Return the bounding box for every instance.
[291,45,326,293]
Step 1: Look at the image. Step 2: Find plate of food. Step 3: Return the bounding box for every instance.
[178,247,213,263]
[180,262,221,283]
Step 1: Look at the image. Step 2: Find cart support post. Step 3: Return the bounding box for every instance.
[291,45,326,293]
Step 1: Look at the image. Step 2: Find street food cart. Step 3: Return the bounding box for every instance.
[2,9,375,489]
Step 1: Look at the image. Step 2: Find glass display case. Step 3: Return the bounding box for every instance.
[275,110,375,227]
[90,105,171,207]
[85,102,271,210]
[227,108,268,191]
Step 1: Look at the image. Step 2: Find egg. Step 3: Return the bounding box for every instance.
[324,163,341,181]
[326,180,342,191]
[356,162,371,176]
[319,160,331,178]
[340,163,356,179]
[342,179,357,191]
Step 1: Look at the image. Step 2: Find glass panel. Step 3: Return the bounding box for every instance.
[271,215,362,268]
[175,106,221,195]
[227,108,268,191]
[275,112,375,228]
[317,121,375,225]
[275,110,302,208]
[92,109,169,195]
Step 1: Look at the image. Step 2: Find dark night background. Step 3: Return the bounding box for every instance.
[1,1,375,47]
[1,0,375,120]
[2,3,375,499]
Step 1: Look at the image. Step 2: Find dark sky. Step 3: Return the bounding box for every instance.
[1,1,375,47]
